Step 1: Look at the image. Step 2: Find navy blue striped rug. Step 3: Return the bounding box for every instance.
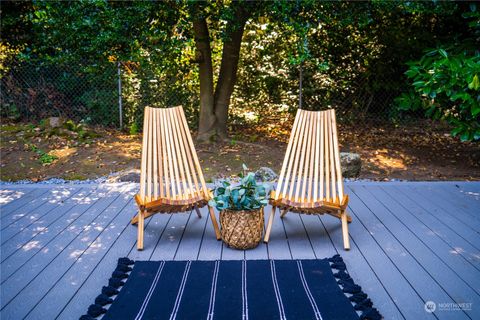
[81,255,381,320]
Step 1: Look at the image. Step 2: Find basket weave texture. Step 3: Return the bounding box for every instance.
[220,208,264,250]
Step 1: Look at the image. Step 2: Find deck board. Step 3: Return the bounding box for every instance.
[318,213,405,320]
[434,185,480,222]
[413,185,480,232]
[0,182,479,320]
[395,185,480,249]
[350,185,475,320]
[345,187,436,320]
[381,185,480,269]
[1,186,126,319]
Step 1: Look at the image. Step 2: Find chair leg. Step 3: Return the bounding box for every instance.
[131,210,155,225]
[208,206,221,240]
[264,206,277,243]
[137,210,145,251]
[194,206,202,218]
[341,209,350,250]
[280,209,288,218]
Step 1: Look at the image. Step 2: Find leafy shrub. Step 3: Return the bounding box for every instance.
[209,167,270,211]
[395,48,480,141]
[29,144,58,165]
[63,119,99,140]
[129,122,139,135]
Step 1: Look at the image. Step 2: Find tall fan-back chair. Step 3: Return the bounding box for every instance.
[132,106,221,250]
[264,109,352,250]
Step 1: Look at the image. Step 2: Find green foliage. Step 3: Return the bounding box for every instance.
[62,119,99,141]
[129,122,139,135]
[394,3,480,141]
[396,47,480,141]
[29,144,58,165]
[3,0,478,129]
[209,169,270,211]
[39,152,58,165]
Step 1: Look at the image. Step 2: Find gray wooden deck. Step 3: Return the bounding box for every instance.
[0,182,479,320]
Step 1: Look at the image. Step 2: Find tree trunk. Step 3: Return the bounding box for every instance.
[193,17,216,142]
[193,3,250,141]
[213,6,249,139]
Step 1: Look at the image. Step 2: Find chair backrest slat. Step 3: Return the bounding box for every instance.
[288,111,306,201]
[161,108,176,198]
[168,109,183,199]
[139,108,149,199]
[159,109,171,198]
[307,112,317,205]
[169,108,187,199]
[331,110,344,200]
[139,106,208,203]
[328,111,337,202]
[313,112,320,203]
[275,109,301,200]
[146,107,153,200]
[275,109,344,205]
[324,111,330,201]
[280,110,305,200]
[175,107,201,197]
[152,110,159,199]
[158,109,166,198]
[294,111,309,203]
[177,106,210,198]
[319,111,324,202]
[172,108,195,198]
[300,112,314,203]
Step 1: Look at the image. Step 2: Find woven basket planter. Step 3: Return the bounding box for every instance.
[220,208,264,250]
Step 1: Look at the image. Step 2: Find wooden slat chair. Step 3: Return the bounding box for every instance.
[132,106,221,250]
[264,109,352,250]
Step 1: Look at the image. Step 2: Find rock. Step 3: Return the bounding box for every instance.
[108,169,140,183]
[340,152,361,178]
[48,117,63,128]
[254,167,278,182]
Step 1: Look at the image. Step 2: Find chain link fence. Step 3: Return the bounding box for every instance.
[1,60,119,126]
[299,70,424,124]
[1,59,424,131]
[0,60,195,130]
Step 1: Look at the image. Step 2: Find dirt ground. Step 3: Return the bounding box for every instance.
[1,120,479,182]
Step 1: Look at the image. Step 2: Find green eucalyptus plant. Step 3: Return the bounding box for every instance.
[209,165,270,211]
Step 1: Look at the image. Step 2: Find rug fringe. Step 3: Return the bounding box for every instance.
[329,254,383,320]
[79,257,134,320]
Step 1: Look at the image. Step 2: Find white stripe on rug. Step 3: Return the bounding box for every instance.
[270,260,286,320]
[207,260,220,320]
[135,261,165,320]
[242,260,249,320]
[169,261,192,320]
[297,261,323,320]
